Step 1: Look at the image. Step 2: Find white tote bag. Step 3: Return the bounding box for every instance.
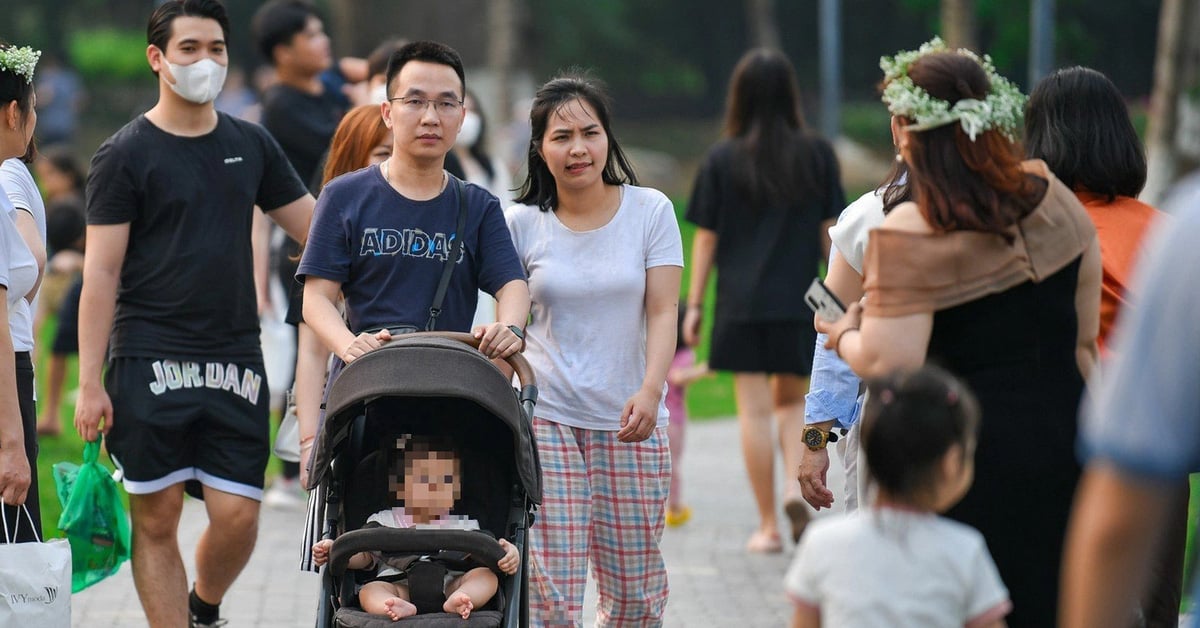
[0,505,72,627]
[259,286,297,414]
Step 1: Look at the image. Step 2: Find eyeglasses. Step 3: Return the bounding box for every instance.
[389,96,463,116]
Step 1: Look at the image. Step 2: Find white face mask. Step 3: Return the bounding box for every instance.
[165,58,227,104]
[456,111,482,148]
[369,84,389,105]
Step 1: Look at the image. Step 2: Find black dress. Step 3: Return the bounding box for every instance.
[929,257,1084,628]
[861,161,1098,628]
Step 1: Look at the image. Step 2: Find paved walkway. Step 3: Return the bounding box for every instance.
[71,418,847,627]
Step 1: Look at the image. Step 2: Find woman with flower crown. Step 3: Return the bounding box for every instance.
[0,42,43,540]
[816,38,1102,626]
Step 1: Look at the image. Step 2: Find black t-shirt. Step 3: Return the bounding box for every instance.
[260,84,346,188]
[261,84,346,326]
[86,113,309,361]
[685,138,845,322]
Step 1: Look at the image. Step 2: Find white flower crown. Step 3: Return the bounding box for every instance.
[880,37,1025,142]
[0,45,41,85]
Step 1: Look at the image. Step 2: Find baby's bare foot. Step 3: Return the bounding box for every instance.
[383,597,417,621]
[444,591,474,619]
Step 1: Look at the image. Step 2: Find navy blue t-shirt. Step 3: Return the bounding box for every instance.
[297,166,525,333]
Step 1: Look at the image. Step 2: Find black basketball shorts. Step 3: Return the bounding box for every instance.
[104,357,271,500]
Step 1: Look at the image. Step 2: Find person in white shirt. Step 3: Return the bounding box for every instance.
[0,42,44,540]
[785,366,1010,628]
[506,73,682,627]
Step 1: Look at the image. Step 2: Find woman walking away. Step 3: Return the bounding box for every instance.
[684,48,844,552]
[817,38,1101,626]
[1025,65,1177,627]
[507,72,682,627]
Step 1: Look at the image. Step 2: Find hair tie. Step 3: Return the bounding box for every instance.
[946,389,958,405]
[879,388,895,404]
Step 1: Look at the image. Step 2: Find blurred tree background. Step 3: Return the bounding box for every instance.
[6,0,1166,169]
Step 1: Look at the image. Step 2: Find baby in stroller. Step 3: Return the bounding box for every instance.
[313,435,520,621]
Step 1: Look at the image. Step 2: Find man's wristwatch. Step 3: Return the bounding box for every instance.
[507,324,525,341]
[802,426,839,451]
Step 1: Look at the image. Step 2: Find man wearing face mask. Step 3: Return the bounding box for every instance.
[74,2,315,626]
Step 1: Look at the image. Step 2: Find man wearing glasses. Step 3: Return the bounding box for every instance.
[298,41,529,367]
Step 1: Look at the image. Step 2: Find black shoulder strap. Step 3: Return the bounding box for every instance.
[426,175,468,331]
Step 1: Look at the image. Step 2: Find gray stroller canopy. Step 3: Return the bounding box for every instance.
[308,335,541,504]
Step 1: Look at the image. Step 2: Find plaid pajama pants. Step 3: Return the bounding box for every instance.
[529,417,671,628]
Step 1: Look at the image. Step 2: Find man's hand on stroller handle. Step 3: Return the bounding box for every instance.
[341,329,394,363]
[497,538,520,575]
[473,322,524,359]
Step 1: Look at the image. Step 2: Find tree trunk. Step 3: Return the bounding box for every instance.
[1143,0,1200,204]
[940,0,976,51]
[746,0,781,50]
[488,0,517,146]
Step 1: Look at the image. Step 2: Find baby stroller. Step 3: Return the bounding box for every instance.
[307,332,541,628]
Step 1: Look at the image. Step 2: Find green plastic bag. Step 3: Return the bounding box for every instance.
[52,439,132,593]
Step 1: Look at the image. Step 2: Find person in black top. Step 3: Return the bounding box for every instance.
[73,3,314,626]
[251,0,348,505]
[683,49,844,554]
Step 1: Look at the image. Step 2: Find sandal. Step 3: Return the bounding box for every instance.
[784,497,811,543]
[745,530,783,554]
[665,505,692,527]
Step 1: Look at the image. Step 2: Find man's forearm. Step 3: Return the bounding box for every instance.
[494,279,530,329]
[302,284,356,358]
[77,272,118,388]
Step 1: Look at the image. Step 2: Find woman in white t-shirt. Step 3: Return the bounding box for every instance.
[506,74,683,627]
[0,43,44,539]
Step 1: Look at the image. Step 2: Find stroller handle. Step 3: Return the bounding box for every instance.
[397,331,537,389]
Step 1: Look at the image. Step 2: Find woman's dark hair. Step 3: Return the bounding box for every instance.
[900,52,1041,239]
[1025,66,1146,200]
[879,162,912,214]
[40,145,86,195]
[861,365,980,504]
[384,40,465,101]
[45,198,86,254]
[250,0,318,65]
[367,38,406,81]
[463,89,495,183]
[722,48,831,209]
[0,42,36,137]
[148,0,231,63]
[515,72,638,212]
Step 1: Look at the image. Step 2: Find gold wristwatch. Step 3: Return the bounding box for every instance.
[802,426,840,451]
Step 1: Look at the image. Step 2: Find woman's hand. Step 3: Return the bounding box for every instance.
[341,329,393,364]
[682,304,703,347]
[814,302,863,354]
[618,386,661,443]
[0,443,30,506]
[497,538,520,574]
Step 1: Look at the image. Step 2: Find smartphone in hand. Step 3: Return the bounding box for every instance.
[804,278,846,323]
